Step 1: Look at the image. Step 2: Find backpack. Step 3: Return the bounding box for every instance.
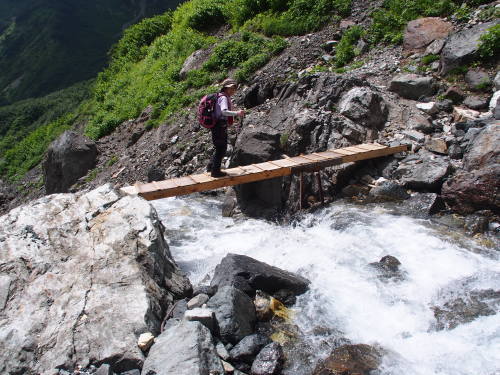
[197,93,234,129]
[198,93,219,129]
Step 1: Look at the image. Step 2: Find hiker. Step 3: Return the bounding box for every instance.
[208,78,245,178]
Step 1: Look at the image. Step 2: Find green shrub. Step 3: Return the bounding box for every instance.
[335,26,364,67]
[186,0,227,31]
[421,54,440,65]
[478,24,500,60]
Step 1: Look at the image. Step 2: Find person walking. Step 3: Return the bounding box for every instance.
[208,78,245,178]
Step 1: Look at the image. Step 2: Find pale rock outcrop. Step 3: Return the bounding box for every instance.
[0,184,191,374]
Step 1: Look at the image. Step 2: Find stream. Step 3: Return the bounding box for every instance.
[152,195,499,375]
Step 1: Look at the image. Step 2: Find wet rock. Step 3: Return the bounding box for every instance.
[230,334,271,364]
[251,342,285,375]
[389,74,436,100]
[494,72,500,90]
[312,344,383,375]
[0,184,192,374]
[222,190,237,217]
[440,20,499,75]
[366,181,409,203]
[424,138,447,154]
[432,290,500,331]
[395,157,452,192]
[463,96,489,110]
[44,130,97,194]
[210,253,310,298]
[338,87,388,129]
[403,17,453,51]
[402,193,445,216]
[465,69,491,92]
[187,293,210,309]
[142,321,224,375]
[207,285,256,344]
[369,255,403,280]
[442,166,500,214]
[464,214,489,235]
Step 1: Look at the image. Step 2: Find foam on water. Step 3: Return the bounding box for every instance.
[153,195,499,375]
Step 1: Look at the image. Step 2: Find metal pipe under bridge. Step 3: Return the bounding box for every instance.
[120,143,408,201]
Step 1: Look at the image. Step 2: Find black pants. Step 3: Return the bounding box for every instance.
[209,122,228,172]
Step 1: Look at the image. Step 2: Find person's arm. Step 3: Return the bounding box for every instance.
[220,95,244,118]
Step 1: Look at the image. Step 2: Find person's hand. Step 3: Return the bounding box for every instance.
[237,110,245,119]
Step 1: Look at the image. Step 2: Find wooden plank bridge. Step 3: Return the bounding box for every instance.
[120,143,408,201]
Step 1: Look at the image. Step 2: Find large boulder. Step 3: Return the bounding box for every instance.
[251,342,285,375]
[141,321,224,375]
[0,184,192,374]
[231,125,284,218]
[338,87,388,129]
[312,344,383,375]
[463,124,499,171]
[442,166,500,214]
[465,69,491,92]
[207,285,256,345]
[44,131,98,194]
[395,156,452,192]
[210,253,310,297]
[389,74,436,100]
[440,20,499,75]
[403,17,453,51]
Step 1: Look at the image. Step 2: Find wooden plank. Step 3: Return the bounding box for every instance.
[190,174,215,183]
[355,143,386,151]
[342,146,371,153]
[288,156,315,164]
[269,158,299,168]
[291,157,343,173]
[225,167,247,176]
[340,145,407,163]
[174,176,198,187]
[334,149,358,156]
[254,162,281,171]
[301,154,329,161]
[240,164,265,174]
[315,151,344,159]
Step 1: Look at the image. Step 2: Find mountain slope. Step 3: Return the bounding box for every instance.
[0,0,184,105]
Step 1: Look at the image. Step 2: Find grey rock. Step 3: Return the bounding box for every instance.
[142,321,224,375]
[407,112,434,134]
[443,86,464,104]
[402,130,426,144]
[120,370,140,375]
[463,96,489,110]
[465,69,491,91]
[0,184,191,374]
[210,253,310,298]
[396,158,452,191]
[43,130,97,194]
[403,193,445,216]
[184,307,216,332]
[424,138,448,154]
[251,342,285,375]
[147,165,165,182]
[230,334,271,364]
[187,293,210,309]
[389,74,436,100]
[464,214,490,235]
[403,17,453,50]
[367,182,410,203]
[0,275,12,310]
[440,20,500,75]
[494,71,500,90]
[95,364,112,375]
[179,49,210,79]
[312,344,382,375]
[339,87,388,129]
[432,289,500,331]
[207,285,256,344]
[193,285,217,297]
[216,341,231,361]
[448,144,463,159]
[463,124,500,171]
[425,38,446,55]
[435,99,453,112]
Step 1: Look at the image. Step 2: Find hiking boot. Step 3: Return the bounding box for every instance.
[211,170,228,178]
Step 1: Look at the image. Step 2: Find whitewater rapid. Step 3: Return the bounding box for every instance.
[153,195,499,375]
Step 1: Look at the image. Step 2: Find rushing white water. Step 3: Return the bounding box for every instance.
[153,195,500,375]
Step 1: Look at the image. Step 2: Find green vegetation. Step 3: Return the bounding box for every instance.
[83,0,352,139]
[368,0,491,45]
[106,156,119,167]
[478,24,500,60]
[335,26,364,67]
[421,54,440,65]
[0,114,74,179]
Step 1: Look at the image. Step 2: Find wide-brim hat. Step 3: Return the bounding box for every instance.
[221,78,238,89]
